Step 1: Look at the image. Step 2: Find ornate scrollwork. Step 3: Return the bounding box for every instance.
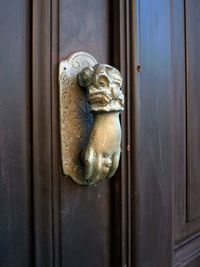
[59,52,97,184]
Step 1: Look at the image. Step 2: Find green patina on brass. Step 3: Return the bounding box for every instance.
[59,52,124,185]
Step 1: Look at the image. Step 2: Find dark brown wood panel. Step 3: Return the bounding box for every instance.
[60,0,109,62]
[133,0,173,266]
[173,0,200,246]
[173,0,200,265]
[186,0,200,222]
[59,1,112,266]
[0,0,32,266]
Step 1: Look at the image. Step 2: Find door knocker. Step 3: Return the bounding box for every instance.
[59,52,124,185]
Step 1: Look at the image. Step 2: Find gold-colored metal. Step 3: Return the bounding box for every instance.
[59,52,124,185]
[59,52,97,185]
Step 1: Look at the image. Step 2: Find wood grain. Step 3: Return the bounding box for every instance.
[133,0,173,266]
[173,0,200,244]
[172,0,200,265]
[186,0,200,221]
[0,0,32,266]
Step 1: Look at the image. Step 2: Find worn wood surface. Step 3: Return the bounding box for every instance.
[133,0,173,266]
[0,0,32,266]
[172,0,200,265]
[173,0,200,237]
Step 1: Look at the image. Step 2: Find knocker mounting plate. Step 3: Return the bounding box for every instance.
[59,52,97,184]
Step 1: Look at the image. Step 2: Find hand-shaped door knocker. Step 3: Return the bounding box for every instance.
[59,52,124,185]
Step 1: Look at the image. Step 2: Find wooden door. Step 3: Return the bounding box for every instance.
[1,0,200,267]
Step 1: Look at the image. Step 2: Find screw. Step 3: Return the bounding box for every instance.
[137,65,141,72]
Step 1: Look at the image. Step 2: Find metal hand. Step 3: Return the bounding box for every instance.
[82,112,121,184]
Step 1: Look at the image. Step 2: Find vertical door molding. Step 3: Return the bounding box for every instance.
[32,0,61,266]
[111,0,136,266]
[32,0,60,266]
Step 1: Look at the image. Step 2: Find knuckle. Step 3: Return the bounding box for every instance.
[84,158,92,166]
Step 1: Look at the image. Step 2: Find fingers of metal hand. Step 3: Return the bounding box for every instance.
[83,148,95,182]
[83,149,120,184]
[102,154,112,169]
[89,87,110,96]
[88,93,110,105]
[107,153,120,179]
[85,153,113,184]
[87,154,102,184]
[94,154,112,183]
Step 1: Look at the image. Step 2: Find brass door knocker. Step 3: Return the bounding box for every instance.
[59,52,124,185]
